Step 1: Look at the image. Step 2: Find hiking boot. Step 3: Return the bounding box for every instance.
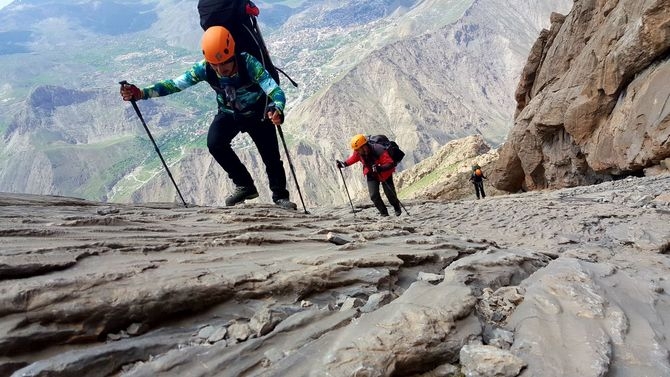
[274,198,297,210]
[394,207,402,216]
[225,186,259,206]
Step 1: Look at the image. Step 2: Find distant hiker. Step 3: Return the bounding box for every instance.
[336,134,402,217]
[120,26,297,210]
[469,164,486,199]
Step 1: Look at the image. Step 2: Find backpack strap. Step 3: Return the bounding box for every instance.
[205,54,271,117]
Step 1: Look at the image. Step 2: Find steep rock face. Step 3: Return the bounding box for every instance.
[492,0,670,192]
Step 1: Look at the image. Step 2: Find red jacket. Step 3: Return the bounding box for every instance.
[345,148,396,182]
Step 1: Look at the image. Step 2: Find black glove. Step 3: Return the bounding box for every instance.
[336,160,346,169]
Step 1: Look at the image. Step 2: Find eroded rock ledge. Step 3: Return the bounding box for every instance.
[1,174,670,376]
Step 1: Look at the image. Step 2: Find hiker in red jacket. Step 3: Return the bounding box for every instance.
[336,134,402,216]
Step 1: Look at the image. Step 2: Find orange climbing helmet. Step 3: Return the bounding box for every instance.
[201,26,236,64]
[350,134,368,150]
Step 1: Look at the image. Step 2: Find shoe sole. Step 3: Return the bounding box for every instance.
[275,203,298,211]
[225,192,259,206]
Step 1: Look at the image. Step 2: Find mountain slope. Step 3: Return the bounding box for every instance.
[0,0,570,207]
[280,0,571,205]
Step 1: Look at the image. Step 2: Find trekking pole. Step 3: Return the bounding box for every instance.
[337,165,356,217]
[275,125,309,214]
[119,81,187,208]
[381,179,410,216]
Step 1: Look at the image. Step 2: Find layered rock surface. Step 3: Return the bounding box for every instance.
[2,173,670,376]
[493,0,670,192]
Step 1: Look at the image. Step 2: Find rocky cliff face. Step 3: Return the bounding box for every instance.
[492,0,670,193]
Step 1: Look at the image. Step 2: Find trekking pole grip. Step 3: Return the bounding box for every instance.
[120,80,139,102]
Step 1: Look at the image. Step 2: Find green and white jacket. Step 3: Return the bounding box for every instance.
[141,52,285,117]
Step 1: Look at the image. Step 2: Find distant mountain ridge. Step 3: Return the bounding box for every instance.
[0,0,570,206]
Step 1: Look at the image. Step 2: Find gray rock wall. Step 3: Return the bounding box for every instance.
[493,0,670,192]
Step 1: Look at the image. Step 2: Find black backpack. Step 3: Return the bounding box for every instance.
[198,0,295,86]
[368,135,405,165]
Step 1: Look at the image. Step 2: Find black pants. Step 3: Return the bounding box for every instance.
[367,175,401,215]
[207,111,289,202]
[474,181,486,199]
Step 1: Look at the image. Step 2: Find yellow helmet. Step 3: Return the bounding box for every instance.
[201,26,235,64]
[350,134,367,150]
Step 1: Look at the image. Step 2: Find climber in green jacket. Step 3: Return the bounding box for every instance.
[120,26,296,210]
